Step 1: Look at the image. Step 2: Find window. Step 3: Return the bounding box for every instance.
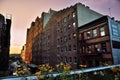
[61,57,63,61]
[61,37,63,43]
[57,29,60,34]
[64,27,67,32]
[86,31,90,39]
[57,39,60,44]
[69,57,72,63]
[72,12,75,17]
[73,22,76,27]
[47,35,50,40]
[88,46,91,53]
[68,45,71,51]
[94,44,99,52]
[61,47,63,52]
[73,33,76,38]
[64,36,67,42]
[47,42,49,49]
[61,20,64,24]
[57,22,60,26]
[73,45,77,50]
[68,14,72,20]
[74,57,77,63]
[64,56,67,63]
[82,47,85,53]
[57,57,60,62]
[60,28,62,33]
[64,17,67,23]
[112,24,119,36]
[112,41,120,49]
[93,29,97,37]
[57,47,60,52]
[68,34,71,40]
[64,46,67,52]
[101,42,107,53]
[68,24,71,29]
[100,27,105,36]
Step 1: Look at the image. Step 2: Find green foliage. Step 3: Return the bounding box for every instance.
[14,63,120,80]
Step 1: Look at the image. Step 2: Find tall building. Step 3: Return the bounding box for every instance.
[21,44,26,62]
[25,9,55,64]
[0,14,11,76]
[25,3,120,69]
[31,3,103,69]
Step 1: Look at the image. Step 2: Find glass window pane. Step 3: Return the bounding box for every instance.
[86,31,90,39]
[100,27,105,36]
[93,29,97,37]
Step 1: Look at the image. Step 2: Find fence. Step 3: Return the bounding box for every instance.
[0,64,120,80]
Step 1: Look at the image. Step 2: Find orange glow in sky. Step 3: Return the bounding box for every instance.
[0,0,120,54]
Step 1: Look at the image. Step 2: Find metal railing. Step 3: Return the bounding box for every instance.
[1,64,120,80]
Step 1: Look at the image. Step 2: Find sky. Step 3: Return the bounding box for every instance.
[0,0,120,54]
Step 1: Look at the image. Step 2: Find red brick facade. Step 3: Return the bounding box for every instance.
[25,3,116,70]
[25,17,43,64]
[78,16,113,67]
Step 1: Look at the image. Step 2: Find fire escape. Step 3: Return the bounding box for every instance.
[79,33,102,67]
[80,33,102,56]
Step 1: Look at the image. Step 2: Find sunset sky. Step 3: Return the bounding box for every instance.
[0,0,120,54]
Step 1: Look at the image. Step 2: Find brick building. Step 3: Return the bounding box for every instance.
[31,3,103,69]
[21,44,26,62]
[25,9,55,64]
[78,16,120,67]
[25,17,41,64]
[0,14,11,76]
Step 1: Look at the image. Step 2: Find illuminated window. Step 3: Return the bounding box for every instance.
[73,33,76,38]
[72,12,75,17]
[73,22,76,27]
[68,24,71,29]
[100,27,105,36]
